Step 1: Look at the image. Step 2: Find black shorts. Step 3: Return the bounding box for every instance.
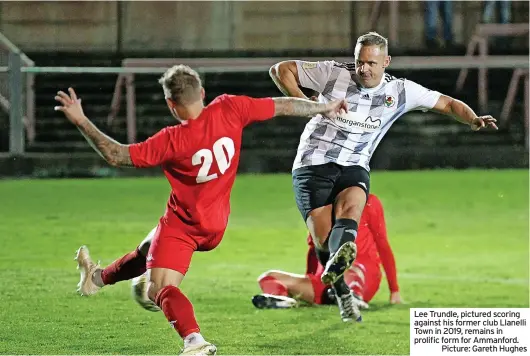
[292,163,370,222]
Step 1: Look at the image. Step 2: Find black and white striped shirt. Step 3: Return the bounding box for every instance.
[293,60,442,172]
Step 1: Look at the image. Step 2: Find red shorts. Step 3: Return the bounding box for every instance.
[146,218,224,275]
[307,273,328,304]
[309,259,382,304]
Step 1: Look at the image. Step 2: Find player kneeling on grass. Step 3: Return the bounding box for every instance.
[55,65,349,355]
[252,194,403,310]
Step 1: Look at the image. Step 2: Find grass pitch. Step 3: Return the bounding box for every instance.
[0,170,527,354]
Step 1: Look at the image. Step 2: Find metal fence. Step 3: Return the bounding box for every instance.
[1,48,529,155]
[0,32,35,151]
[107,55,530,145]
[2,55,529,155]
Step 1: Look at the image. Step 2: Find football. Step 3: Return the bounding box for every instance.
[131,272,160,312]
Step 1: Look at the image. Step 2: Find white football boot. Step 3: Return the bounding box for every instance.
[352,293,370,310]
[74,245,101,296]
[337,290,363,322]
[180,342,217,355]
[251,294,299,309]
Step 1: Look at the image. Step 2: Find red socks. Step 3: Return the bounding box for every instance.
[155,286,200,338]
[101,248,146,285]
[258,275,289,296]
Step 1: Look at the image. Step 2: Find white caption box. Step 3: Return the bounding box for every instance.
[410,308,529,355]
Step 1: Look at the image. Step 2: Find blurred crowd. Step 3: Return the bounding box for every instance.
[424,0,513,53]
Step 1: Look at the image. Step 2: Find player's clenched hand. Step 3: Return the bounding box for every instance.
[54,88,86,126]
[323,99,348,119]
[470,115,498,131]
[390,291,404,305]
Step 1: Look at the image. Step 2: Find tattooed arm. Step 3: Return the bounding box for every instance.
[76,119,133,167]
[54,88,133,167]
[272,97,347,119]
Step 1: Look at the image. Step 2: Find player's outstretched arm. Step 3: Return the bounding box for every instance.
[432,95,498,131]
[269,61,308,99]
[272,97,347,119]
[369,196,403,303]
[54,88,133,167]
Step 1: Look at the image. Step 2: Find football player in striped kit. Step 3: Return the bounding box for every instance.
[270,31,497,322]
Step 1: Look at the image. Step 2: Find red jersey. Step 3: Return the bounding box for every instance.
[307,194,399,293]
[129,94,275,237]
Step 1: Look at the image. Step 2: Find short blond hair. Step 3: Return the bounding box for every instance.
[356,31,388,52]
[158,64,202,105]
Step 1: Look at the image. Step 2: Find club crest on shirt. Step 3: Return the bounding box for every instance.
[302,62,317,69]
[384,95,396,108]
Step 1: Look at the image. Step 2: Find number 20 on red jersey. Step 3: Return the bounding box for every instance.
[191,137,235,184]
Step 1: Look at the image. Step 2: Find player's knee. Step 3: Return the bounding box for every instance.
[147,278,178,302]
[334,200,363,220]
[257,269,284,283]
[147,269,184,302]
[336,207,360,221]
[335,187,366,220]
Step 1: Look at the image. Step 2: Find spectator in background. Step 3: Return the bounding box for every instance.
[424,1,454,50]
[482,1,512,50]
[482,0,512,24]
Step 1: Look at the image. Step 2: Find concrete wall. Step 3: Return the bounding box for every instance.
[120,1,234,51]
[0,1,118,51]
[231,1,352,50]
[0,1,528,53]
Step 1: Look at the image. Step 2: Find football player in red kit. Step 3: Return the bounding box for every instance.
[252,194,403,309]
[54,65,348,356]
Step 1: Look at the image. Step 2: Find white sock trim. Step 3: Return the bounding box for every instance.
[184,332,206,348]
